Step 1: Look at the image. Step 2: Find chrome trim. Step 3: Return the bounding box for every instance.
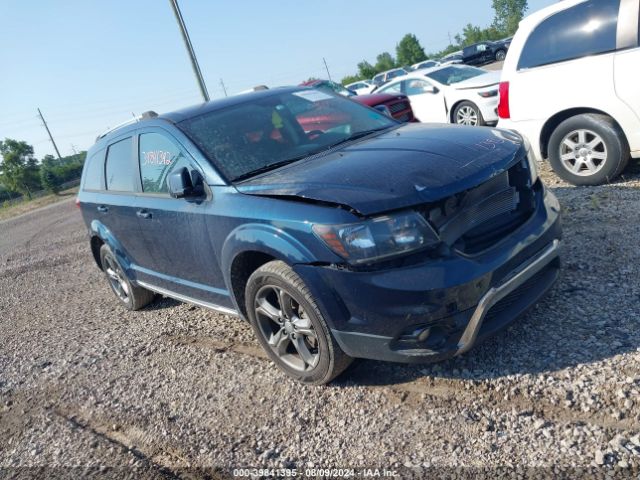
[455,239,560,355]
[136,280,239,316]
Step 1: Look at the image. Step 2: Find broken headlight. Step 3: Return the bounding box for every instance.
[313,211,439,264]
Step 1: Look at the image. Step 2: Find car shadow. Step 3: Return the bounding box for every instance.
[142,296,182,311]
[333,169,640,387]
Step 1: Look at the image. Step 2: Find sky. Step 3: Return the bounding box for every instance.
[0,0,557,159]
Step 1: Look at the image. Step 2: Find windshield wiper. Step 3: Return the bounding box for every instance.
[326,127,393,150]
[232,155,309,182]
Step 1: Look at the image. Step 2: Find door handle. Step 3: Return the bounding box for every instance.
[97,205,108,213]
[136,209,152,219]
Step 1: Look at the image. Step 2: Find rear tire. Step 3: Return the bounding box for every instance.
[548,114,629,186]
[245,260,352,385]
[495,50,506,61]
[99,244,155,311]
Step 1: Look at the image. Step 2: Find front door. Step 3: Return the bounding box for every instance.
[402,79,448,123]
[132,129,230,308]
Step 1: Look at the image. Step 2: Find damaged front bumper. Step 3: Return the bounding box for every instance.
[293,186,562,363]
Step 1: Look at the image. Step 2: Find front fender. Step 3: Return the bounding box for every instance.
[220,222,316,289]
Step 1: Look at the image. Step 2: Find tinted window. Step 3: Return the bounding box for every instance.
[83,150,105,190]
[105,137,134,192]
[518,0,620,70]
[139,133,191,194]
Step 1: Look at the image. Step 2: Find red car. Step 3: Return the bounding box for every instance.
[299,80,416,123]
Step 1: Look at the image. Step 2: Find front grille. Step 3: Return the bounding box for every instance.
[388,101,409,114]
[418,159,536,254]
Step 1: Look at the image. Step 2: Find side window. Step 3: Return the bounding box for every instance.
[83,150,105,190]
[405,79,433,96]
[518,0,620,70]
[379,82,402,94]
[105,137,134,192]
[139,132,191,194]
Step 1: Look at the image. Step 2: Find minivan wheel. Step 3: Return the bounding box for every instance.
[548,114,629,186]
[454,101,485,126]
[245,261,352,385]
[99,244,155,311]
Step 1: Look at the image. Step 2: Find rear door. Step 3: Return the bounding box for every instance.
[132,128,229,307]
[90,135,151,270]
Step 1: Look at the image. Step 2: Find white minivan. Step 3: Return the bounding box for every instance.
[498,0,640,185]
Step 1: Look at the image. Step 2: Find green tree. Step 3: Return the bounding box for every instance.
[341,74,362,86]
[492,0,528,35]
[374,52,397,72]
[396,34,427,66]
[0,139,41,199]
[357,60,377,80]
[40,154,61,193]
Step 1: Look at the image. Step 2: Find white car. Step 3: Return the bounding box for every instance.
[344,80,375,95]
[410,60,440,71]
[371,68,408,88]
[498,0,640,185]
[375,65,500,126]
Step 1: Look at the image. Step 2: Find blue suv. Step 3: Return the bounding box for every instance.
[78,87,562,384]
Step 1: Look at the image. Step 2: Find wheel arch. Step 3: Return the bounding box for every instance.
[449,99,479,123]
[539,108,629,159]
[221,223,318,318]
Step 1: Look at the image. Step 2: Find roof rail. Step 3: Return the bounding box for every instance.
[96,110,159,141]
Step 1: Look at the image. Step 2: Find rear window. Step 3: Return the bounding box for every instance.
[105,137,135,192]
[82,150,105,190]
[518,0,620,70]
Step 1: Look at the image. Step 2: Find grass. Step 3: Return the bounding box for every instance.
[0,187,78,222]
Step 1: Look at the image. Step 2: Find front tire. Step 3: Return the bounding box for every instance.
[100,244,155,311]
[245,261,352,385]
[548,114,629,186]
[453,101,485,127]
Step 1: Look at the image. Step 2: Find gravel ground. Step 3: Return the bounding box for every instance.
[1,161,639,479]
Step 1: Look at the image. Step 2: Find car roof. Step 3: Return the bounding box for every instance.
[92,86,307,147]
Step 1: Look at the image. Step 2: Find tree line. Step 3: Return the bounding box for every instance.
[340,0,527,85]
[0,138,86,201]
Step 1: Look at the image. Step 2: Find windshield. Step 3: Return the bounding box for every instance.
[425,66,485,85]
[177,89,397,182]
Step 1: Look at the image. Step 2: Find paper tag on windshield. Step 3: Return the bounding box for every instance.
[293,90,333,102]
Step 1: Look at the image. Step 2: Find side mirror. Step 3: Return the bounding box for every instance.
[424,86,439,94]
[168,167,193,199]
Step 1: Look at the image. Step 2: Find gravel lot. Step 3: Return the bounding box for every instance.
[1,161,639,478]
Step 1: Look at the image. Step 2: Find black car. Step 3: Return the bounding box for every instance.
[77,87,561,385]
[462,41,509,65]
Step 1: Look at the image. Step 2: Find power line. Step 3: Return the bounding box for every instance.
[37,108,62,160]
[168,0,210,102]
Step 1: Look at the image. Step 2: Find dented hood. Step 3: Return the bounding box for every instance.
[235,123,524,216]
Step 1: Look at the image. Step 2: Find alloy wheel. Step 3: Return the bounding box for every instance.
[559,129,608,176]
[104,254,130,303]
[456,106,478,126]
[254,285,319,372]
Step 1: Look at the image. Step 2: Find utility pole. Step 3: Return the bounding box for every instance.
[220,78,228,97]
[37,108,62,160]
[323,57,332,82]
[168,0,210,102]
